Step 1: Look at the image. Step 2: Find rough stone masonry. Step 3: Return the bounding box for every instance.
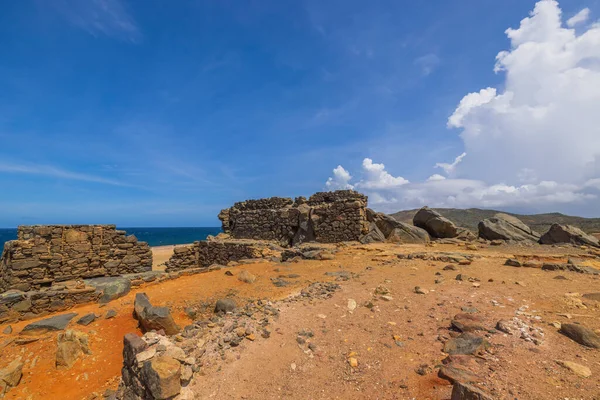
[218,190,370,246]
[0,225,152,293]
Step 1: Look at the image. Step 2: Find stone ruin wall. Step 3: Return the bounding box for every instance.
[0,225,152,293]
[219,190,370,246]
[165,240,269,273]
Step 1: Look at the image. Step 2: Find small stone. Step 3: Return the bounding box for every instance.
[136,348,157,363]
[2,325,12,335]
[237,270,256,284]
[0,358,23,388]
[443,265,458,271]
[380,295,393,301]
[56,330,91,369]
[451,381,493,400]
[414,286,428,295]
[504,258,522,267]
[105,309,117,319]
[348,357,358,368]
[142,356,181,399]
[555,360,592,378]
[308,343,317,351]
[472,283,481,288]
[347,299,357,311]
[296,336,306,344]
[246,334,256,341]
[224,270,234,276]
[415,364,432,375]
[183,307,197,319]
[496,320,513,335]
[214,298,236,314]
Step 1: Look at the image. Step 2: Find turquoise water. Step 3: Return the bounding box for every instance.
[0,227,221,249]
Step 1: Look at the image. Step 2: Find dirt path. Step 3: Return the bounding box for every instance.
[0,242,599,399]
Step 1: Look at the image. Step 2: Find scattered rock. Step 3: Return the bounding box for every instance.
[0,358,23,396]
[444,333,489,355]
[451,381,493,400]
[559,324,600,348]
[20,313,78,336]
[555,360,592,378]
[348,357,358,368]
[496,320,513,335]
[214,299,237,314]
[347,299,357,312]
[77,313,96,326]
[271,277,291,287]
[105,309,117,319]
[443,265,458,271]
[85,276,132,304]
[438,365,480,384]
[451,314,486,332]
[2,325,12,335]
[237,270,256,284]
[224,270,234,276]
[56,330,91,369]
[183,307,197,319]
[582,293,600,302]
[134,293,180,335]
[414,286,428,295]
[504,258,522,267]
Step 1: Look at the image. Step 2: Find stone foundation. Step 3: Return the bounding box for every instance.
[218,190,370,245]
[165,239,272,273]
[0,225,152,293]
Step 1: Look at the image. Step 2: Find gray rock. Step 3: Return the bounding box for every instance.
[76,313,96,326]
[443,333,489,355]
[366,209,430,244]
[20,313,78,336]
[413,207,458,239]
[134,293,180,335]
[504,258,522,267]
[123,333,148,366]
[478,213,540,242]
[214,298,236,314]
[559,324,600,348]
[582,293,600,302]
[105,309,117,319]
[451,381,493,400]
[539,224,600,247]
[2,325,12,334]
[85,276,132,304]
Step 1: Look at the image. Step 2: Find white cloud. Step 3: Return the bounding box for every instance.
[0,161,133,187]
[435,152,467,175]
[324,1,600,214]
[355,158,409,189]
[49,0,141,42]
[414,54,441,76]
[567,8,590,27]
[325,165,354,190]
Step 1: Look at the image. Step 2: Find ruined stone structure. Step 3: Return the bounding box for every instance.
[0,225,152,293]
[165,239,272,273]
[218,190,370,246]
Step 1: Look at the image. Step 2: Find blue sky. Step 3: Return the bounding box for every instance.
[1,0,599,227]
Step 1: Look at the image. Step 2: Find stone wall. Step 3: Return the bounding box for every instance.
[165,239,270,273]
[0,225,152,293]
[218,190,369,245]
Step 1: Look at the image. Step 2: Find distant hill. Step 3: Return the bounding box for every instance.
[389,208,600,235]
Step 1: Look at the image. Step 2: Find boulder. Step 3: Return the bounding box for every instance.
[123,333,148,366]
[134,293,180,335]
[559,323,600,348]
[214,299,236,314]
[413,207,458,238]
[0,358,23,396]
[20,313,78,336]
[56,330,91,369]
[142,356,181,400]
[539,224,600,247]
[365,209,430,244]
[451,314,487,332]
[478,213,540,242]
[359,223,386,244]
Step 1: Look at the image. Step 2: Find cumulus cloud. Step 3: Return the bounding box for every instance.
[567,8,590,27]
[325,1,600,214]
[325,165,354,190]
[355,158,409,190]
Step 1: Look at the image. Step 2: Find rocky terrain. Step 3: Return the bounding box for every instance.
[1,193,600,399]
[0,239,599,399]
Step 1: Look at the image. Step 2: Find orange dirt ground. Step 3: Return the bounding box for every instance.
[0,242,599,399]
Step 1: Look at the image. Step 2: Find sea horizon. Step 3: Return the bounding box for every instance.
[0,227,222,249]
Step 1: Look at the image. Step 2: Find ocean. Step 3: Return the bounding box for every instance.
[0,227,222,249]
